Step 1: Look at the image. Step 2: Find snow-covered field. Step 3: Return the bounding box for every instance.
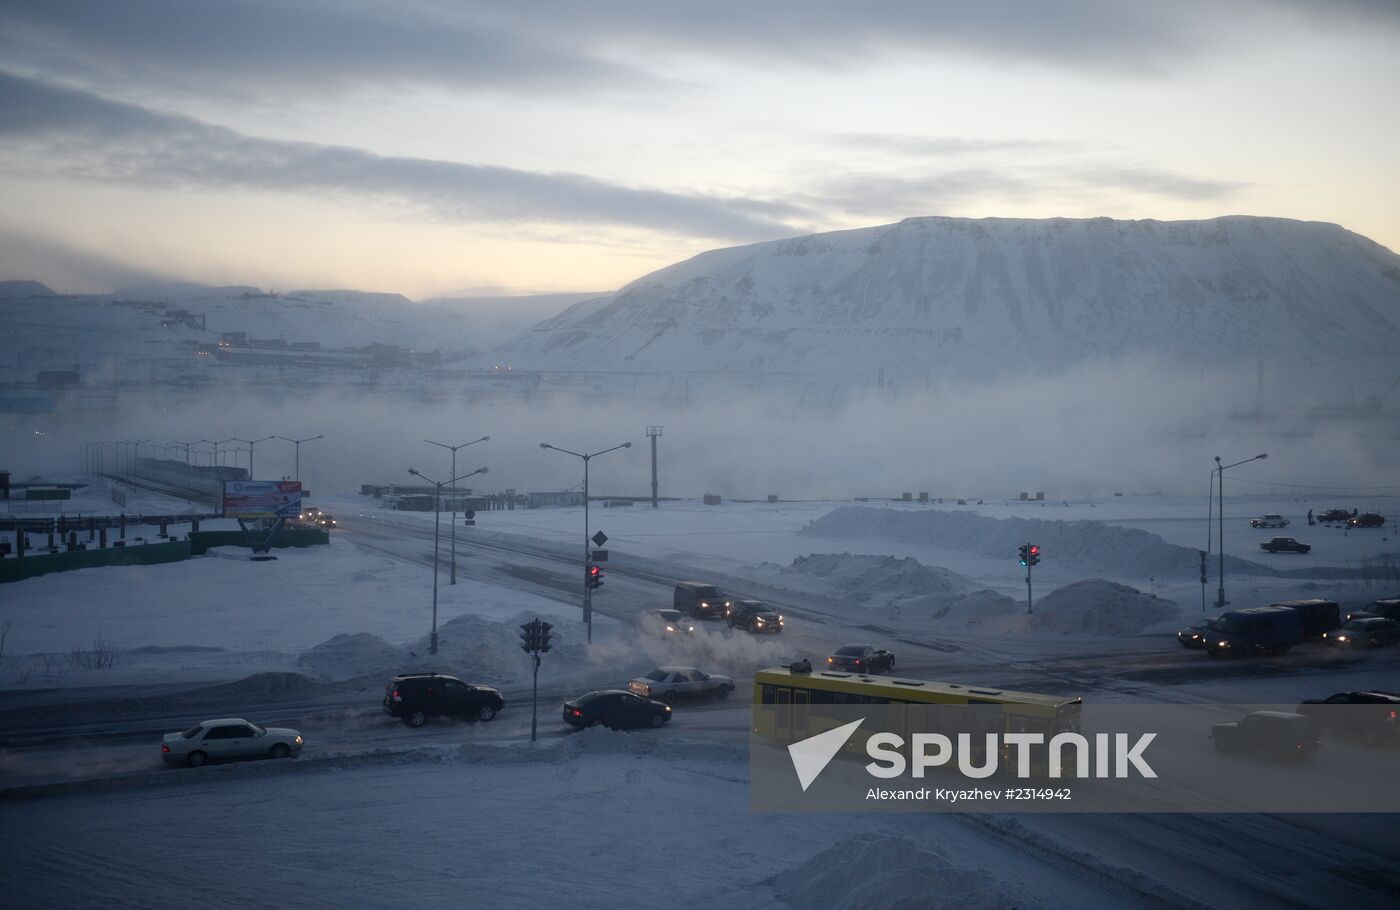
[3,486,1399,909]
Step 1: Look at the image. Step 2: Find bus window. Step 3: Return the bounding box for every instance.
[760,684,775,705]
[811,689,834,705]
[777,688,792,705]
[793,690,809,734]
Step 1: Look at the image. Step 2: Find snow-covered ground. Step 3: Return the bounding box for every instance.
[3,485,1398,909]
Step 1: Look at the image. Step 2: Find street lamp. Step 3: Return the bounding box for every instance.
[1214,453,1267,609]
[234,436,275,479]
[425,435,490,585]
[274,435,324,483]
[539,440,633,643]
[200,438,236,496]
[408,465,489,655]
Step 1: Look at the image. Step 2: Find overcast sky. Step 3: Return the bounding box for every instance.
[1,0,1398,297]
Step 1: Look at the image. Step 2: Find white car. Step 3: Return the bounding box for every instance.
[161,718,304,767]
[643,609,696,637]
[1249,514,1289,528]
[628,667,734,704]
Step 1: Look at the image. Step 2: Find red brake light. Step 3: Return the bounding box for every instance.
[1390,710,1397,720]
[161,744,170,753]
[572,709,582,717]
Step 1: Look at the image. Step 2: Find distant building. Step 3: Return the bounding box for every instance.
[528,491,584,509]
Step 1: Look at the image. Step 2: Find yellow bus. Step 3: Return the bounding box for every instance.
[753,664,1081,771]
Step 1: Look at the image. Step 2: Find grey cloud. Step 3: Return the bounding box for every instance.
[4,0,1396,105]
[1082,167,1243,201]
[0,73,806,242]
[0,0,644,100]
[805,161,1241,218]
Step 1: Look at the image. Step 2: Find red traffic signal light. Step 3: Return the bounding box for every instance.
[587,563,604,589]
[1028,544,1041,567]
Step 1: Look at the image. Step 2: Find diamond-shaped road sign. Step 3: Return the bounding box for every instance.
[591,531,608,547]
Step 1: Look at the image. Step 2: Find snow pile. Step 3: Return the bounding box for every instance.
[803,506,1272,579]
[772,834,1017,910]
[186,671,320,701]
[1030,579,1180,635]
[783,553,973,603]
[927,589,1022,624]
[297,634,408,682]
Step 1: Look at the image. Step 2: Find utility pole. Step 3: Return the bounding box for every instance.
[1214,453,1268,609]
[409,465,489,653]
[425,436,490,585]
[646,426,662,508]
[540,441,632,643]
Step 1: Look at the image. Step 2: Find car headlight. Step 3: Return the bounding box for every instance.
[664,705,672,712]
[1336,635,1348,641]
[1218,641,1229,647]
[665,625,675,632]
[756,619,765,625]
[687,625,695,632]
[700,602,708,608]
[295,735,303,744]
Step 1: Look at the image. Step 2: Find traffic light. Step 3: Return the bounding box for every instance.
[587,563,603,589]
[1018,544,1029,566]
[1028,544,1040,567]
[519,620,538,653]
[538,620,553,653]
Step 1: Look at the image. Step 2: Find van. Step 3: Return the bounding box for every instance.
[1271,599,1341,639]
[673,582,731,620]
[1206,606,1304,657]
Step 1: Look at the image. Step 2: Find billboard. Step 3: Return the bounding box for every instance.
[223,480,303,519]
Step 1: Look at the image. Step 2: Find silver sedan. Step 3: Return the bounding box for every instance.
[161,718,305,767]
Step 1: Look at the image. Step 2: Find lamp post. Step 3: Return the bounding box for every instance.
[274,435,324,484]
[200,438,235,497]
[1214,453,1267,609]
[234,436,275,479]
[425,436,490,585]
[539,440,633,644]
[408,465,489,655]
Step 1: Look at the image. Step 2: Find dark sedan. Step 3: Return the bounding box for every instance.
[1324,618,1400,648]
[1177,619,1214,648]
[726,600,784,633]
[1297,692,1400,747]
[563,689,672,730]
[826,644,895,674]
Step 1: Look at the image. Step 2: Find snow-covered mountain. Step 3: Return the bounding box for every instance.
[490,216,1400,377]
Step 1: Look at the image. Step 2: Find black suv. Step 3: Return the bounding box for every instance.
[726,599,784,633]
[673,582,731,620]
[1297,692,1400,747]
[383,673,505,727]
[1347,597,1400,623]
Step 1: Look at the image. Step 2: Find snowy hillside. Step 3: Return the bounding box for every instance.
[491,216,1400,377]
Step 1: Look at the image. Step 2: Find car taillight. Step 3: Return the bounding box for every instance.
[572,709,582,717]
[161,744,170,753]
[392,689,401,702]
[1390,710,1398,721]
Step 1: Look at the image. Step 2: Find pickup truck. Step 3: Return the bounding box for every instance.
[1211,711,1321,760]
[1260,537,1310,554]
[1317,509,1352,524]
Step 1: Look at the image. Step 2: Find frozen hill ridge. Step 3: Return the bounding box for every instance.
[495,215,1400,376]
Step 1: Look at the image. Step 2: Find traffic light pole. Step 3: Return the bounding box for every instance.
[531,650,540,743]
[1025,550,1034,616]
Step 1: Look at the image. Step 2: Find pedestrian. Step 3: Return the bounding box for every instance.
[1307,509,1314,526]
